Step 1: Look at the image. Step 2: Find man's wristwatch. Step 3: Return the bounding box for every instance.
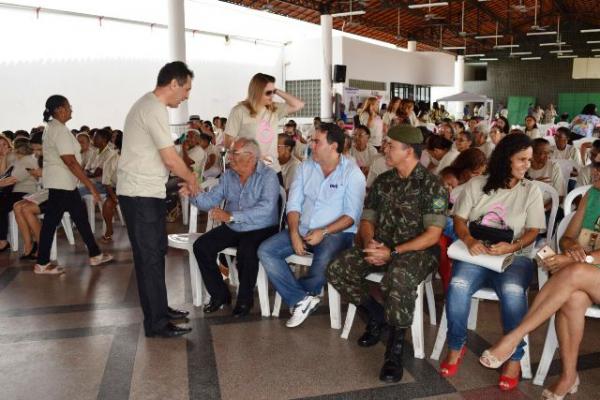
[390,248,399,258]
[322,228,329,237]
[229,215,235,223]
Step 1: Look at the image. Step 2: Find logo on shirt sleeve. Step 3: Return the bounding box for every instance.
[432,196,447,212]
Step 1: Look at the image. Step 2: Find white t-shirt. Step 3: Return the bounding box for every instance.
[435,148,460,175]
[552,144,583,168]
[101,152,119,187]
[188,145,207,176]
[11,155,39,194]
[42,119,82,191]
[525,128,542,139]
[86,145,116,183]
[576,165,593,187]
[476,141,495,159]
[117,92,174,199]
[359,112,384,147]
[453,175,546,252]
[527,161,566,197]
[350,144,379,168]
[280,156,301,190]
[225,102,289,172]
[80,148,97,169]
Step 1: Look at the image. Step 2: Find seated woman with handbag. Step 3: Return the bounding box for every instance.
[439,133,546,391]
[480,158,600,399]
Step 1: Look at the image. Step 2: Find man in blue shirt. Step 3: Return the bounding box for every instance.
[258,123,366,328]
[182,137,280,318]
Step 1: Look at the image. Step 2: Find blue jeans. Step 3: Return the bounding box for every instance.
[78,181,107,196]
[446,256,534,361]
[258,229,355,307]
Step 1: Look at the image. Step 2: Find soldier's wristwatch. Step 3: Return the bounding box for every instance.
[229,215,235,223]
[390,249,399,258]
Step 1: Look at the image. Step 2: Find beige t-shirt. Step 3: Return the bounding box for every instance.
[101,152,119,187]
[359,112,384,147]
[117,92,174,199]
[434,148,460,175]
[280,156,301,190]
[188,145,207,177]
[552,144,583,168]
[527,161,566,197]
[476,141,495,159]
[576,165,593,187]
[350,144,379,168]
[525,128,542,139]
[453,175,546,251]
[366,155,391,188]
[81,148,97,169]
[87,145,116,183]
[42,119,82,191]
[225,102,288,173]
[11,155,39,194]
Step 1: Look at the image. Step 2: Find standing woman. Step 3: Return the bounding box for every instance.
[224,73,304,175]
[359,97,384,150]
[382,97,400,135]
[35,95,112,274]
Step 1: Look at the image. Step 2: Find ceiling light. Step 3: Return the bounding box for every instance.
[331,10,366,17]
[526,31,557,36]
[521,57,541,60]
[592,49,600,52]
[549,49,573,53]
[494,44,519,48]
[463,53,485,57]
[475,34,503,39]
[581,28,600,33]
[587,40,600,44]
[480,58,498,61]
[510,51,532,55]
[443,46,466,50]
[557,55,577,58]
[539,42,566,46]
[408,2,448,9]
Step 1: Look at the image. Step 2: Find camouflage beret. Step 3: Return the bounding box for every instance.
[387,125,424,145]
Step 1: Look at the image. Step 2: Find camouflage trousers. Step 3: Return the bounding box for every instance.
[326,246,438,328]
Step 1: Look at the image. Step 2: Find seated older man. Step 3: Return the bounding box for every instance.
[327,125,447,383]
[258,123,366,328]
[183,138,280,318]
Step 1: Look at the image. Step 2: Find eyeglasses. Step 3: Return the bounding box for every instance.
[264,90,275,96]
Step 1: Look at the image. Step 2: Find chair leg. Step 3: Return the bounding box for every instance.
[340,303,357,339]
[225,255,239,288]
[181,195,189,225]
[8,212,19,252]
[425,278,436,326]
[256,263,271,317]
[85,196,95,233]
[533,315,558,386]
[116,204,125,226]
[50,232,58,261]
[430,306,448,360]
[411,282,425,359]
[521,334,533,380]
[467,298,479,330]
[272,293,282,317]
[188,252,207,307]
[327,283,342,330]
[61,213,75,245]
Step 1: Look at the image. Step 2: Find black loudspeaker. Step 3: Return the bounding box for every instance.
[333,64,347,83]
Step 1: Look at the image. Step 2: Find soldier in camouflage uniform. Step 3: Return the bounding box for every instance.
[326,125,448,383]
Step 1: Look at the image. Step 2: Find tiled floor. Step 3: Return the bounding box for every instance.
[1,219,599,400]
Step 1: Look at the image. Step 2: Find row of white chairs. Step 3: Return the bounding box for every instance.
[8,211,74,261]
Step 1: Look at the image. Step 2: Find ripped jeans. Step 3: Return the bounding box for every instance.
[445,256,534,361]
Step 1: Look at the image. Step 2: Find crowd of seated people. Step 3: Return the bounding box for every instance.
[1,95,600,397]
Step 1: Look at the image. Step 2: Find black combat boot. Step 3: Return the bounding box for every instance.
[379,326,406,383]
[357,318,387,347]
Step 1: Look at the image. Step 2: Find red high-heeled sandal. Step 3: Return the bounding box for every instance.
[440,346,467,378]
[499,365,521,391]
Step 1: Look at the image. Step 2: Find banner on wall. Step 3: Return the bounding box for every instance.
[343,87,360,117]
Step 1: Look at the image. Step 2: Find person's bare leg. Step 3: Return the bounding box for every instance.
[13,201,33,254]
[547,291,592,396]
[483,263,600,362]
[22,202,41,255]
[102,198,116,239]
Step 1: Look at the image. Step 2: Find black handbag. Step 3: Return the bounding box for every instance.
[468,212,514,246]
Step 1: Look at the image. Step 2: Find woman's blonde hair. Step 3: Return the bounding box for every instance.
[0,134,13,150]
[361,97,379,126]
[241,73,277,117]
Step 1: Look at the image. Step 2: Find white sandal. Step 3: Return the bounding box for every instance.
[34,263,65,275]
[479,348,516,369]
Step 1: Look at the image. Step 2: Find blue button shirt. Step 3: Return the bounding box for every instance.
[287,155,366,236]
[190,161,280,232]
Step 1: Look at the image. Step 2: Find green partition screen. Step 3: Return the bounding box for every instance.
[507,96,536,126]
[558,93,600,121]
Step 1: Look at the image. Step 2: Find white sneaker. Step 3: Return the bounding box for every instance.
[286,295,321,328]
[90,253,114,266]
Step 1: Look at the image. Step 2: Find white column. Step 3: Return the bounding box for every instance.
[407,40,417,52]
[320,14,333,122]
[454,55,465,118]
[167,0,189,134]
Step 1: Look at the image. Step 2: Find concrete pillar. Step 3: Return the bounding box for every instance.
[407,40,417,52]
[454,55,465,118]
[320,14,333,122]
[167,0,189,135]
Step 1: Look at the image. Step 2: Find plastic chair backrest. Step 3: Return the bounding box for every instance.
[563,184,591,213]
[532,180,559,245]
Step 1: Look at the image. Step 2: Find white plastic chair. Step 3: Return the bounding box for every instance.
[429,181,560,379]
[83,194,125,234]
[9,211,75,252]
[326,272,432,359]
[167,178,220,307]
[563,184,591,213]
[219,187,287,317]
[533,211,600,385]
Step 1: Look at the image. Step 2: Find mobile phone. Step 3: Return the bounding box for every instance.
[536,245,556,260]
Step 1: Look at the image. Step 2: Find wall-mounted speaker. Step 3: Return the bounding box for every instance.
[333,64,347,83]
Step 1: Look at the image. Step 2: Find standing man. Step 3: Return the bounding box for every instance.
[327,125,448,383]
[117,61,200,338]
[258,123,366,328]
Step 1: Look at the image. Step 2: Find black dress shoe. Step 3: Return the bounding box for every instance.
[203,297,231,313]
[379,327,406,383]
[232,301,253,318]
[167,306,189,319]
[146,322,192,338]
[357,319,386,347]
